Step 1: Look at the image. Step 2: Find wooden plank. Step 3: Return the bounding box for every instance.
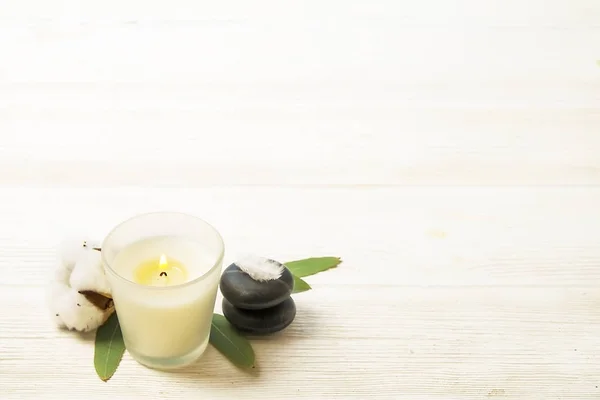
[1,18,597,84]
[2,285,598,399]
[1,187,599,286]
[0,106,599,185]
[1,1,598,186]
[1,0,600,27]
[2,0,600,27]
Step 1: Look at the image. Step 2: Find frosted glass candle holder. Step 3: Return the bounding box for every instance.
[101,212,224,370]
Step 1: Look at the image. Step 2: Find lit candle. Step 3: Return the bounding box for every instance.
[102,213,224,370]
[134,254,188,287]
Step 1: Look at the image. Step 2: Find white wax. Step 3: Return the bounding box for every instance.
[107,236,221,361]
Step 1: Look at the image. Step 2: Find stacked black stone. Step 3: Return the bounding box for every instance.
[219,260,296,334]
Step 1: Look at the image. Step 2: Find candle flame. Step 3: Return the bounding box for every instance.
[159,254,168,270]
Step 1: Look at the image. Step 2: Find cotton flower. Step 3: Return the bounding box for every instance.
[235,254,284,281]
[58,238,99,270]
[47,239,113,332]
[48,287,110,332]
[69,247,111,296]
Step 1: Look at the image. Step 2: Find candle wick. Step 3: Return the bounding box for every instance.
[160,272,168,277]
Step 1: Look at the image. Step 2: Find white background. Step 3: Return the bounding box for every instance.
[1,1,599,399]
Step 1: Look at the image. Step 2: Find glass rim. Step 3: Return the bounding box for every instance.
[101,211,225,291]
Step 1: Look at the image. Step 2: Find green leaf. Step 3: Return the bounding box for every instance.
[285,257,342,278]
[94,313,125,382]
[210,314,255,368]
[292,274,311,293]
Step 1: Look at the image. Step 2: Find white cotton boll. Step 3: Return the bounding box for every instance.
[47,281,69,329]
[48,237,113,332]
[53,260,72,286]
[52,290,107,332]
[83,239,102,253]
[58,239,87,270]
[69,249,111,296]
[236,254,284,281]
[48,280,69,300]
[58,238,102,268]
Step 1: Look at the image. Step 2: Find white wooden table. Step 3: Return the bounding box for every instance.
[1,1,599,398]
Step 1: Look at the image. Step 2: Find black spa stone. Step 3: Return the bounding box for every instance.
[222,297,296,335]
[219,261,294,310]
